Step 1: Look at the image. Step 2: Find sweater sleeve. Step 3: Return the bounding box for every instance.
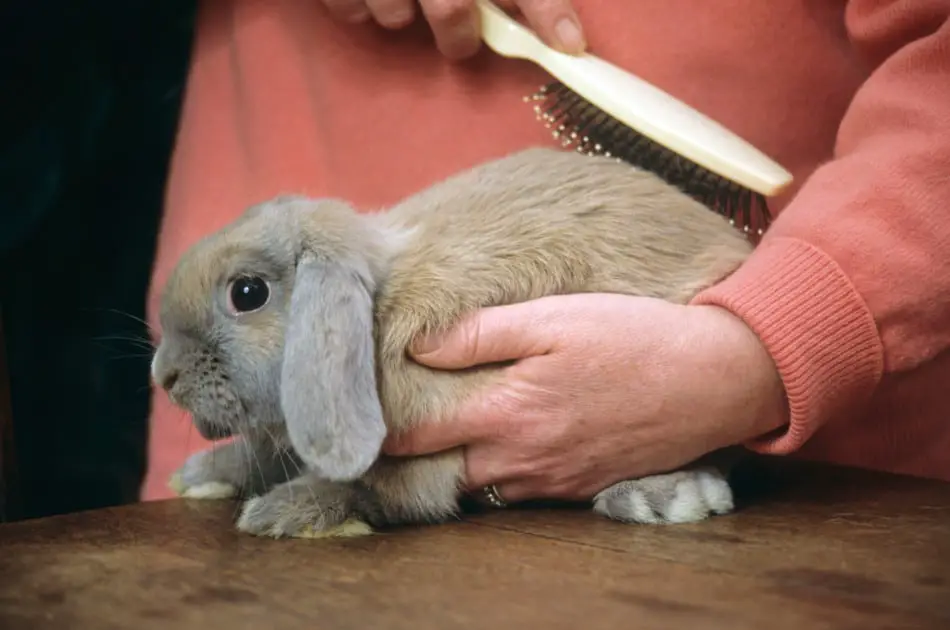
[690,0,950,454]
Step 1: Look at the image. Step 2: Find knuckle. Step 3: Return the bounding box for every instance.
[388,428,420,454]
[422,0,472,23]
[322,0,361,11]
[526,412,570,446]
[515,472,570,501]
[366,0,416,27]
[323,0,372,21]
[460,317,484,364]
[485,393,526,435]
[544,472,583,500]
[509,458,543,483]
[481,410,515,447]
[516,0,564,16]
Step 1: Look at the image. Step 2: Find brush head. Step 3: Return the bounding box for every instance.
[527,82,772,240]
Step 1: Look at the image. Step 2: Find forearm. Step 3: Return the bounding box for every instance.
[693,1,950,453]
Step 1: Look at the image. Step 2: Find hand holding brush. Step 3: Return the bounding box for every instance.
[318,0,588,60]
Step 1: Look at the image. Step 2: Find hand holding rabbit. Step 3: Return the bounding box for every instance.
[384,294,789,504]
[320,0,586,60]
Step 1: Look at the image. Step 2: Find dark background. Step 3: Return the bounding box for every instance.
[0,0,197,520]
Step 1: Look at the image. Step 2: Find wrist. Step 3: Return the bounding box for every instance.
[694,304,790,441]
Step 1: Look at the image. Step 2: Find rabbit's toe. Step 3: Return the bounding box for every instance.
[171,446,247,498]
[169,470,237,500]
[235,476,372,539]
[170,473,239,500]
[592,467,734,525]
[172,438,297,499]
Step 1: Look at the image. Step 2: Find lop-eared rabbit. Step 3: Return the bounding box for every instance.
[152,147,752,538]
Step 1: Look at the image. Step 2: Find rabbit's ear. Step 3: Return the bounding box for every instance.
[280,254,386,481]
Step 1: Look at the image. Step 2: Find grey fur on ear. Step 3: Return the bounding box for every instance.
[280,254,386,482]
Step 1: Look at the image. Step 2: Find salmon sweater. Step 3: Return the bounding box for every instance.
[142,0,950,500]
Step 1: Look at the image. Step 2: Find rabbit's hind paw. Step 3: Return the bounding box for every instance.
[593,467,734,525]
[236,474,373,539]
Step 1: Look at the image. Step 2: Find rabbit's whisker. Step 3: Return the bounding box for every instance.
[262,425,292,483]
[104,353,156,362]
[91,334,156,350]
[86,307,158,334]
[244,433,270,499]
[287,452,305,478]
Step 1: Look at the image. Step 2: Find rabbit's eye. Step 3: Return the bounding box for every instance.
[228,276,270,314]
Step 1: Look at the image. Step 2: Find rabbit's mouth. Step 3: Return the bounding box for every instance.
[175,382,247,441]
[192,414,234,440]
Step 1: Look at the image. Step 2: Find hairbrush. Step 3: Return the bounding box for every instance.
[475,0,793,239]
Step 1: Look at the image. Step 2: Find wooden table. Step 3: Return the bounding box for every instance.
[1,459,948,630]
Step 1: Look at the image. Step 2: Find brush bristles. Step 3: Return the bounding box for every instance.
[525,82,771,238]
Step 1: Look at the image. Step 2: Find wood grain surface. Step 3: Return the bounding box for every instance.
[1,459,948,630]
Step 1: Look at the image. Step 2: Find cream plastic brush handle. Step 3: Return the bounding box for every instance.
[475,0,793,197]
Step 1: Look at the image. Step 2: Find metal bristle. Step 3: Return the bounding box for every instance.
[525,82,770,239]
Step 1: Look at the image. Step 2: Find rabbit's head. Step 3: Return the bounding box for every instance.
[151,195,391,481]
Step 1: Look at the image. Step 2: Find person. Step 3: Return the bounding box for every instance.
[142,0,950,503]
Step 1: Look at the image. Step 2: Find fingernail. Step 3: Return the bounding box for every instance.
[441,34,481,60]
[378,4,416,29]
[554,17,586,53]
[381,435,400,453]
[411,333,442,356]
[346,9,371,23]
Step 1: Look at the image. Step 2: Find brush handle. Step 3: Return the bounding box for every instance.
[475,0,793,197]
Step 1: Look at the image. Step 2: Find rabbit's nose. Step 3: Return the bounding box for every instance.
[160,369,180,391]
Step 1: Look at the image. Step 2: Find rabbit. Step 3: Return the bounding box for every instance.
[151,147,754,539]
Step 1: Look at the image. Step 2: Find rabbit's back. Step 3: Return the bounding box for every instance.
[372,148,752,434]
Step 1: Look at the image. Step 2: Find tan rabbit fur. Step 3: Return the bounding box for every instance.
[153,147,753,538]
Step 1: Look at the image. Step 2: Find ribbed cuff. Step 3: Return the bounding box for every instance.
[690,236,884,454]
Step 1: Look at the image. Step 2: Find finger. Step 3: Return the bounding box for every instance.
[475,477,580,503]
[383,420,475,456]
[460,441,510,490]
[382,406,489,457]
[515,0,586,54]
[479,480,532,504]
[364,0,417,28]
[411,301,557,369]
[383,384,515,456]
[464,440,592,503]
[468,478,537,506]
[419,0,482,61]
[461,443,537,506]
[322,0,373,23]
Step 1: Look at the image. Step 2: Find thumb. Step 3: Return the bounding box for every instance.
[515,0,587,55]
[411,300,556,369]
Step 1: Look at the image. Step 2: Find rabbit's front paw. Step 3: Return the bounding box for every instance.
[592,467,734,525]
[236,474,373,539]
[170,436,298,500]
[171,446,243,500]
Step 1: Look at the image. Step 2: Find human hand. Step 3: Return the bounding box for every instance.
[320,0,586,60]
[383,294,789,503]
